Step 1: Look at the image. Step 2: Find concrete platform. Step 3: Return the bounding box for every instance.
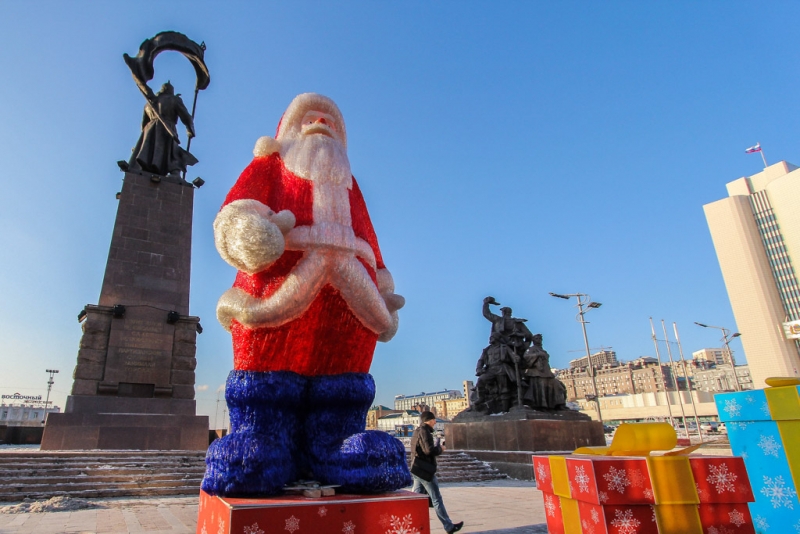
[0,480,548,533]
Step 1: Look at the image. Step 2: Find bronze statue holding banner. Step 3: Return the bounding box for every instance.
[121,31,210,178]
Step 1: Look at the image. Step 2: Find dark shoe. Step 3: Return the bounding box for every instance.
[448,522,464,533]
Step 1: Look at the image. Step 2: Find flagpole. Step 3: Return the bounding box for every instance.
[760,142,768,168]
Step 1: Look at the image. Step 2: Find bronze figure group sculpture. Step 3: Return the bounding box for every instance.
[471,296,568,414]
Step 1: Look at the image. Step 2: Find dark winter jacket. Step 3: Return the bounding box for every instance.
[411,423,442,468]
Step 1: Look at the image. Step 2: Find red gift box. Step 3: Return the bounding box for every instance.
[688,457,754,504]
[577,500,659,534]
[566,456,656,505]
[542,492,565,534]
[697,503,755,534]
[197,490,430,534]
[533,455,554,494]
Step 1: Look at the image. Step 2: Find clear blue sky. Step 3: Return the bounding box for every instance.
[1,2,796,421]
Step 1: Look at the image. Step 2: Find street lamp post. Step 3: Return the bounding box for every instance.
[694,323,742,392]
[550,292,604,424]
[43,369,59,425]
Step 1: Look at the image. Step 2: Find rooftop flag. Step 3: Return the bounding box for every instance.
[745,143,762,154]
[745,142,767,168]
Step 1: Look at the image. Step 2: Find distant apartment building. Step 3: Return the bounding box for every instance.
[703,161,800,388]
[569,350,618,369]
[0,397,60,426]
[693,364,753,393]
[366,405,402,430]
[394,390,462,413]
[433,397,469,420]
[557,357,676,402]
[462,380,475,406]
[375,410,421,435]
[692,348,729,366]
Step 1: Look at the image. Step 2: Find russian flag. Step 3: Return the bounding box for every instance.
[745,143,762,154]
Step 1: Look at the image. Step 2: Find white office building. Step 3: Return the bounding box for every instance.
[703,161,800,388]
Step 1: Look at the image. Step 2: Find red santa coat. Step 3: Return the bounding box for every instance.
[219,153,390,376]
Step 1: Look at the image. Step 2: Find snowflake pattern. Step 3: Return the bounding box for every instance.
[200,523,208,534]
[650,505,656,523]
[574,465,591,493]
[745,394,755,403]
[728,509,745,527]
[536,462,548,483]
[386,514,421,534]
[795,518,800,532]
[723,398,741,417]
[217,518,226,534]
[544,494,557,517]
[761,475,797,509]
[707,463,738,493]
[643,488,654,500]
[754,515,769,530]
[581,519,595,534]
[707,527,733,534]
[603,466,631,493]
[629,469,645,488]
[285,515,300,533]
[590,508,600,524]
[610,509,641,534]
[599,491,609,503]
[379,515,391,529]
[244,523,265,534]
[757,435,782,458]
[761,401,772,417]
[318,506,328,517]
[343,520,356,534]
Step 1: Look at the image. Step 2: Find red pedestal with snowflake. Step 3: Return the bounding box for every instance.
[197,490,430,534]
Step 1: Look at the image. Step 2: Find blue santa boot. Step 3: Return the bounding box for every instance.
[201,370,306,496]
[303,373,412,493]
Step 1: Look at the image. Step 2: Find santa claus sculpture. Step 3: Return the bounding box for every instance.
[201,93,411,496]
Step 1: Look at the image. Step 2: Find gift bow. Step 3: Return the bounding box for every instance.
[573,422,703,457]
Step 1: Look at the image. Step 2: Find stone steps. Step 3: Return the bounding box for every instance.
[406,451,509,483]
[0,448,507,502]
[0,451,207,502]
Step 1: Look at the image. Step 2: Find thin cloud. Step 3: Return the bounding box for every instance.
[196,384,210,392]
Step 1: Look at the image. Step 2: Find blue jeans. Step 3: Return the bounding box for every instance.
[411,473,454,532]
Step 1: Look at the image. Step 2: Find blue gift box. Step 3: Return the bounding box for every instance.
[716,387,800,532]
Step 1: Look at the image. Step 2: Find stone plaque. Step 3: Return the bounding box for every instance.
[104,306,174,386]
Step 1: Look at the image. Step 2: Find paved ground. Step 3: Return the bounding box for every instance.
[0,480,547,534]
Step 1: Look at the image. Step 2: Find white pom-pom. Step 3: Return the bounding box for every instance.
[253,136,281,157]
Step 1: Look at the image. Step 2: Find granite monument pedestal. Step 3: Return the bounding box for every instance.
[445,408,604,479]
[41,171,208,450]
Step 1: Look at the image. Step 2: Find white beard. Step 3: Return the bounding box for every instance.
[280,133,352,188]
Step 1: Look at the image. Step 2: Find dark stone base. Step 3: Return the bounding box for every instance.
[451,405,592,423]
[445,417,604,453]
[66,395,197,416]
[40,412,209,451]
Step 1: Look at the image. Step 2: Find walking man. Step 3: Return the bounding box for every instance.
[410,412,464,533]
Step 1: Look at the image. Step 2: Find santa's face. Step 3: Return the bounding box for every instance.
[280,107,351,186]
[300,110,343,143]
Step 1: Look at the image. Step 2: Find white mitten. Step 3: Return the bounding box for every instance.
[214,199,296,274]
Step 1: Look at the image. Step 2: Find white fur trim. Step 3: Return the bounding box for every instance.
[377,269,395,294]
[214,200,293,275]
[217,249,394,335]
[378,311,399,343]
[285,223,376,269]
[253,136,281,157]
[277,93,347,148]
